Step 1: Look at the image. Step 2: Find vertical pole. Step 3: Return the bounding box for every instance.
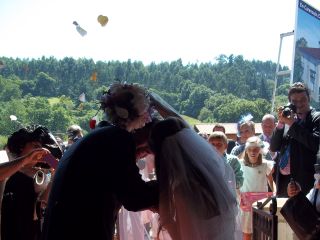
[271,35,283,114]
[271,31,294,114]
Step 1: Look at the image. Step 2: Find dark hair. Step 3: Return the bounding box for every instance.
[96,120,112,128]
[7,125,62,159]
[212,123,226,133]
[149,117,187,156]
[288,82,310,101]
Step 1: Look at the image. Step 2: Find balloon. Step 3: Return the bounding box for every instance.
[79,93,86,102]
[89,118,96,129]
[9,115,17,121]
[91,71,97,81]
[97,15,108,26]
[73,21,87,36]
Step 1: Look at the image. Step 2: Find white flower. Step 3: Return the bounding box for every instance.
[114,106,129,119]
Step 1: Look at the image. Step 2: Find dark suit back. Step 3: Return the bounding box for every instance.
[42,126,158,240]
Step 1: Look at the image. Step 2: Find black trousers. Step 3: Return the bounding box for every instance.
[276,173,291,197]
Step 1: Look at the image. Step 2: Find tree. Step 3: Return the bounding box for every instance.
[0,76,22,101]
[187,85,214,118]
[34,72,57,96]
[49,107,73,133]
[198,107,214,122]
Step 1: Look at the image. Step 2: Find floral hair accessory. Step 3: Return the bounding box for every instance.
[100,82,150,128]
[237,113,254,137]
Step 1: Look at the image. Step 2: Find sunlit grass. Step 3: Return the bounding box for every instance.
[48,97,60,105]
[182,115,202,127]
[0,135,8,149]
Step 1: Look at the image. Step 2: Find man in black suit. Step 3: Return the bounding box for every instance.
[270,82,320,197]
[42,83,159,240]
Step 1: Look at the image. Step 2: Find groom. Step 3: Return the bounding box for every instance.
[41,83,159,240]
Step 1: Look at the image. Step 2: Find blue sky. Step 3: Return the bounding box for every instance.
[0,0,319,68]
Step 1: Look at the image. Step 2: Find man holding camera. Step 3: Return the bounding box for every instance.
[270,82,320,197]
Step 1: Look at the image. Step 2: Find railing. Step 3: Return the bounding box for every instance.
[252,197,278,240]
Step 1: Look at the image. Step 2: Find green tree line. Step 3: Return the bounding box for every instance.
[0,54,292,146]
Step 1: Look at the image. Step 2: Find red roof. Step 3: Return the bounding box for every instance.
[298,47,320,60]
[194,123,262,135]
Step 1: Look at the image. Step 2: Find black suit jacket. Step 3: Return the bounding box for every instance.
[270,108,320,196]
[42,126,158,240]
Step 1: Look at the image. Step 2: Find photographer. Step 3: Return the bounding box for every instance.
[270,82,320,197]
[64,124,83,151]
[1,126,62,240]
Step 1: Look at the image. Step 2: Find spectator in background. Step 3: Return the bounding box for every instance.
[259,114,277,161]
[208,132,243,190]
[66,124,83,147]
[259,114,276,144]
[239,136,274,240]
[231,120,255,159]
[213,124,236,154]
[270,82,320,197]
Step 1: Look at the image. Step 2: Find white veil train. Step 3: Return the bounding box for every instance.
[157,128,238,240]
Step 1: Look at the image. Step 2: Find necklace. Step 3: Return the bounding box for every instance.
[248,162,260,167]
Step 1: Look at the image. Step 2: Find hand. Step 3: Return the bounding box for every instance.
[287,181,301,197]
[277,107,295,126]
[21,148,51,167]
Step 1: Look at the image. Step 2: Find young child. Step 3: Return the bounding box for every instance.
[208,131,243,190]
[240,136,274,240]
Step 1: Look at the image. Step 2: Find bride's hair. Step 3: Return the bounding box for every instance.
[149,117,188,238]
[150,117,235,239]
[100,82,150,129]
[149,117,187,155]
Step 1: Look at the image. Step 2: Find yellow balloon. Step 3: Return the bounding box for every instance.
[97,15,108,27]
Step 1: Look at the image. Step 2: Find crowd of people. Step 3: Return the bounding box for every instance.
[0,81,319,240]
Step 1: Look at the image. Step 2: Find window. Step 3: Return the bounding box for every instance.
[309,69,316,91]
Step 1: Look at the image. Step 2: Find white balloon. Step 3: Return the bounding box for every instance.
[9,115,17,121]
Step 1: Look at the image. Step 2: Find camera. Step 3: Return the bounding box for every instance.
[281,103,297,118]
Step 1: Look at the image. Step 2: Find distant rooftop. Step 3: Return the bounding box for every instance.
[298,47,320,61]
[194,122,262,136]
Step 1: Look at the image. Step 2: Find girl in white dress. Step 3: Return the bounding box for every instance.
[240,136,274,240]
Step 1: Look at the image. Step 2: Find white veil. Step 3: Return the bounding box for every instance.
[157,128,237,240]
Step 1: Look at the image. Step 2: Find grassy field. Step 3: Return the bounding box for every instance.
[182,115,202,127]
[48,97,60,105]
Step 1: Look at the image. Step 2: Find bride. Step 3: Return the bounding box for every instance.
[149,117,238,240]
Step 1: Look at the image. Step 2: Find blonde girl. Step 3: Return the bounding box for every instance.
[240,136,274,240]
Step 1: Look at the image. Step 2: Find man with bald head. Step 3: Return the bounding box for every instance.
[259,114,276,144]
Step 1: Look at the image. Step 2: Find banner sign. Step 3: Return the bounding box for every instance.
[292,0,320,104]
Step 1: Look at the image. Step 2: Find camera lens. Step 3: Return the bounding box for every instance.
[282,107,291,117]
